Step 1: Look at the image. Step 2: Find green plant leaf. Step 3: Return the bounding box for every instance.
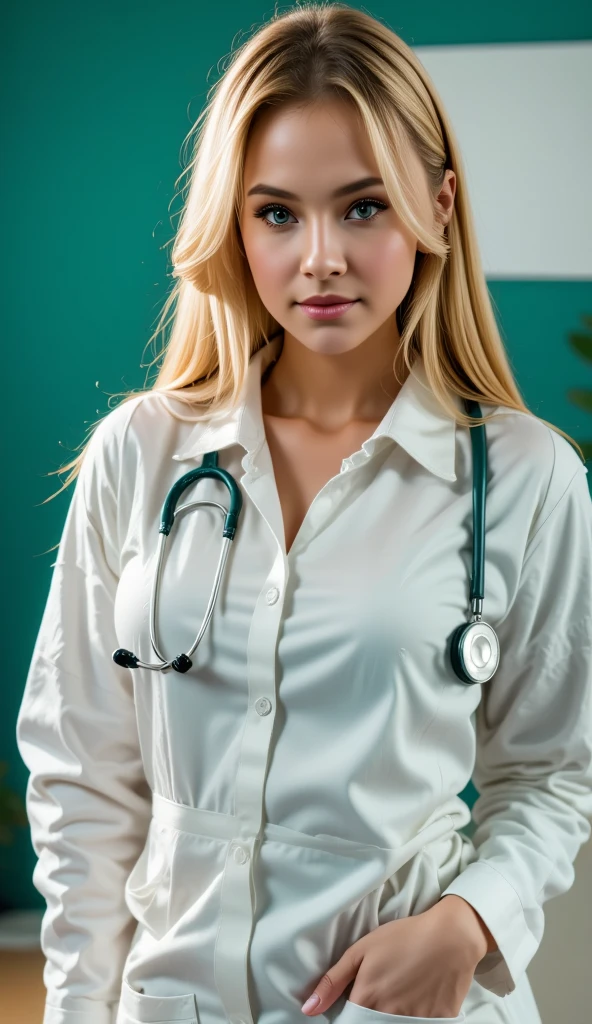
[568,332,592,364]
[0,758,28,844]
[0,824,15,846]
[566,389,592,414]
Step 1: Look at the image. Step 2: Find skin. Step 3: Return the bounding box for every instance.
[238,95,454,427]
[238,97,496,1018]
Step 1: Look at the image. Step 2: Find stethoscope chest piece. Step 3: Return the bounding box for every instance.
[448,397,501,686]
[113,396,502,684]
[449,618,500,685]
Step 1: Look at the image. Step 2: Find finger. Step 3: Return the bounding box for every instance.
[301,948,362,1015]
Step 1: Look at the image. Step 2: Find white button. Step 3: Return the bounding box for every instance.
[233,844,249,865]
[266,587,279,605]
[255,697,272,716]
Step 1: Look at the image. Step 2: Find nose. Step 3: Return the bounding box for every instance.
[299,215,348,278]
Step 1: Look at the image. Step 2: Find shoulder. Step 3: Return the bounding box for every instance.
[477,399,589,538]
[76,392,213,560]
[82,390,211,478]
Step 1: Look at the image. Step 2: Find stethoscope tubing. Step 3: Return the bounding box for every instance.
[147,504,234,671]
[112,400,500,684]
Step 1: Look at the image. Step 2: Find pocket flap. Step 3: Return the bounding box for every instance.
[335,998,465,1023]
[118,976,198,1023]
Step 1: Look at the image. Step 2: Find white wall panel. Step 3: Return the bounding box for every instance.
[414,42,592,279]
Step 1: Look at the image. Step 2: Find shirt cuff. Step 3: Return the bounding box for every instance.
[43,997,118,1024]
[439,859,539,997]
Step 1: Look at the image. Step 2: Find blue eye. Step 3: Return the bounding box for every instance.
[253,198,388,230]
[347,200,388,222]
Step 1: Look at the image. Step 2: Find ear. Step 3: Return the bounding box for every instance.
[435,169,456,231]
[416,170,456,254]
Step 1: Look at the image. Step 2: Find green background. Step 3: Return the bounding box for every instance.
[2,1,591,909]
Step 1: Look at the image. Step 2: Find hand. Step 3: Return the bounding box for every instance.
[437,894,498,955]
[300,897,490,1018]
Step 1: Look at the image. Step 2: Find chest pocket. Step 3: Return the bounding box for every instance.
[333,999,465,1023]
[116,975,199,1024]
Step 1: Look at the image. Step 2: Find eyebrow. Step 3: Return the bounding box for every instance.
[246,176,385,200]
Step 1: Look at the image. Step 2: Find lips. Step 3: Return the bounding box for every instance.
[299,295,357,306]
[298,298,359,320]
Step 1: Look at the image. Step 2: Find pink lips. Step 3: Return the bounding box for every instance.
[298,299,359,320]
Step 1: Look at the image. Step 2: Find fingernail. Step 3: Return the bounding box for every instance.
[301,994,321,1014]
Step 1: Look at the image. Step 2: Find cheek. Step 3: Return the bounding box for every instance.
[359,231,416,294]
[242,230,288,300]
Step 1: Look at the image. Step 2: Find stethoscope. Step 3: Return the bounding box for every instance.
[112,398,499,685]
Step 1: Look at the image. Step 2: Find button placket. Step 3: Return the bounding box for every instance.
[213,547,286,1024]
[255,697,272,716]
[232,843,250,865]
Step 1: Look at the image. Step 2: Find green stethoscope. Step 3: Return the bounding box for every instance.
[112,399,499,685]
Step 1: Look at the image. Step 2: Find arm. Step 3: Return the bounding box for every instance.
[438,458,592,997]
[435,894,498,955]
[16,409,152,1024]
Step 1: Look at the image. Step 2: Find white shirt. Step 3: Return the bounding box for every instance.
[16,332,592,1024]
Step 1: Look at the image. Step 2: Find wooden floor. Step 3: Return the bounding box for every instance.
[0,950,47,1023]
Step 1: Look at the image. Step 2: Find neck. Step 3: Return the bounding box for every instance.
[261,319,409,432]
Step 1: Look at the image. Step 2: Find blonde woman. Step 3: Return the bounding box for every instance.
[16,4,592,1024]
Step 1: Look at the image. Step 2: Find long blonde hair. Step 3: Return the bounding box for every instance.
[44,0,585,510]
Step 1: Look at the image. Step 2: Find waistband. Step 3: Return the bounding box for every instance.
[151,791,461,871]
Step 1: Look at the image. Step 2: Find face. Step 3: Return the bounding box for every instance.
[239,96,452,360]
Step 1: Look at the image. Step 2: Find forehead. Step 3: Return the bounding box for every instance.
[241,98,428,211]
[243,99,379,185]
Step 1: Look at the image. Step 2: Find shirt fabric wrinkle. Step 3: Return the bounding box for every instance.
[16,331,592,1024]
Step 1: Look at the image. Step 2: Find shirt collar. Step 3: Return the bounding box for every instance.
[171,332,461,482]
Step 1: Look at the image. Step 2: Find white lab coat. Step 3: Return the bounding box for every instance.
[16,333,592,1024]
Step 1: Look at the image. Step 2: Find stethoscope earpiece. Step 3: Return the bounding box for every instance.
[112,451,243,673]
[112,649,139,669]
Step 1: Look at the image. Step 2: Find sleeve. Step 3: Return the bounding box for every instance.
[16,410,153,1024]
[439,460,592,998]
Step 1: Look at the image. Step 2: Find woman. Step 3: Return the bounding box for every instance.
[16,5,592,1024]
